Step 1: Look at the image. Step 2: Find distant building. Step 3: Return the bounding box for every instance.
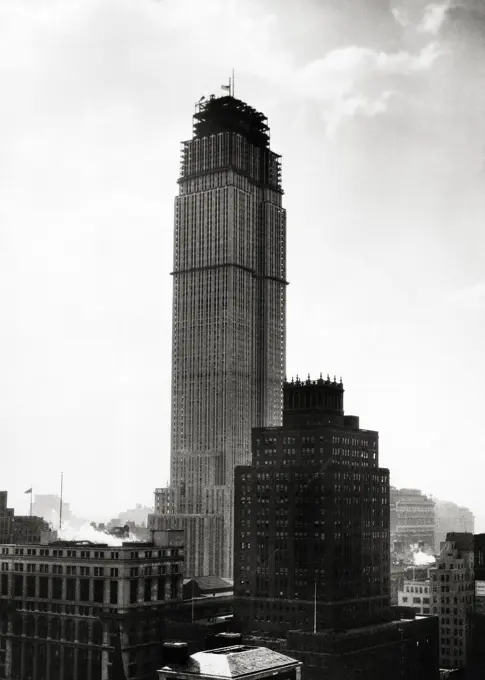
[466,533,485,679]
[0,529,184,680]
[430,532,474,670]
[0,492,14,543]
[390,487,436,553]
[32,494,71,525]
[148,513,224,578]
[286,611,439,680]
[234,375,390,636]
[0,492,53,545]
[390,563,407,606]
[434,500,475,554]
[157,642,302,680]
[154,487,176,515]
[397,566,433,615]
[11,515,51,544]
[109,504,154,529]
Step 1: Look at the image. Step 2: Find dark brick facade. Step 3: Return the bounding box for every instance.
[234,375,390,636]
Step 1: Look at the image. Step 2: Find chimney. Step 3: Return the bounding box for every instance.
[162,642,189,666]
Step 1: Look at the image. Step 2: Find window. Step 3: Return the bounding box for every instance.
[93,579,104,604]
[80,580,90,602]
[0,574,8,596]
[110,581,118,606]
[52,577,62,599]
[130,580,138,604]
[39,577,48,599]
[13,575,23,597]
[66,579,76,601]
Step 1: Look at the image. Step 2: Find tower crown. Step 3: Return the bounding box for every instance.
[193,95,270,148]
[283,373,344,428]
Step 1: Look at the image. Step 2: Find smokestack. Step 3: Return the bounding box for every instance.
[162,642,189,667]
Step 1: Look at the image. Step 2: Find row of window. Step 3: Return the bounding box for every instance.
[3,547,178,560]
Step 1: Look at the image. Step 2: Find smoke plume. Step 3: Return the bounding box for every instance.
[49,511,137,546]
[411,544,436,565]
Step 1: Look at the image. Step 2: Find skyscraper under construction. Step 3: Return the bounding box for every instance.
[150,89,287,578]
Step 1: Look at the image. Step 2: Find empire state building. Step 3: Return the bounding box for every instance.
[151,89,287,578]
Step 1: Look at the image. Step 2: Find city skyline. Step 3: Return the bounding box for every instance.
[1,0,485,525]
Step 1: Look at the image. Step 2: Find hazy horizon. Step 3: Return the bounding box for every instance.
[1,0,485,527]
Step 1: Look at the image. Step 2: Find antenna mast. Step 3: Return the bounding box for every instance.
[232,68,235,97]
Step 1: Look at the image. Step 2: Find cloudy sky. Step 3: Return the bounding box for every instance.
[1,0,484,525]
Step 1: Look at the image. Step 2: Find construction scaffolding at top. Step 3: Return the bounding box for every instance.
[193,95,271,149]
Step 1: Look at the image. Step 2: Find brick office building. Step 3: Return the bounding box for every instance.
[430,532,474,670]
[233,375,439,679]
[464,533,485,679]
[0,530,184,680]
[234,375,390,635]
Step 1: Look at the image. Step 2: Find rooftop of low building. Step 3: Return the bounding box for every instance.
[183,577,233,592]
[160,645,299,678]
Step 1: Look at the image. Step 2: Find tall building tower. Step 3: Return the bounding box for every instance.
[233,376,440,680]
[234,375,390,635]
[150,91,287,578]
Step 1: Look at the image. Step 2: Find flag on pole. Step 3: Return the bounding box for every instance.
[24,488,32,494]
[221,84,230,92]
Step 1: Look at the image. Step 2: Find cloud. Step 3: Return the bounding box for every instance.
[392,2,450,35]
[418,3,450,34]
[295,42,444,134]
[392,7,411,28]
[446,284,485,310]
[323,91,397,136]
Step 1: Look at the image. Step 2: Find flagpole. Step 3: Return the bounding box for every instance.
[232,68,235,97]
[59,472,63,534]
[30,487,33,517]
